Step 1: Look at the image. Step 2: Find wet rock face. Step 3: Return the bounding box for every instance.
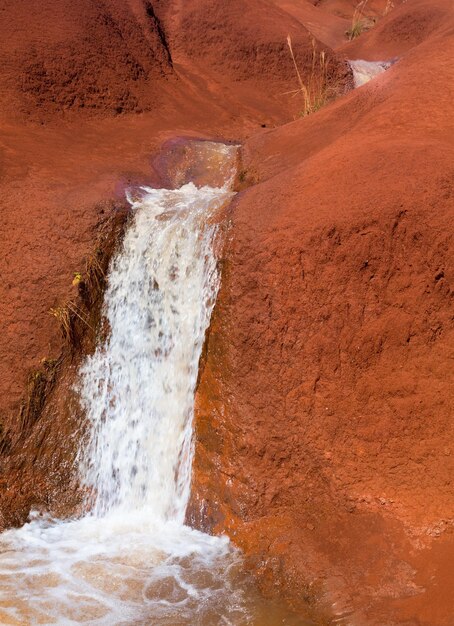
[189,1,454,623]
[191,166,454,624]
[192,176,454,522]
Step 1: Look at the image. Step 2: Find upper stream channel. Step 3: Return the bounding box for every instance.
[0,142,307,625]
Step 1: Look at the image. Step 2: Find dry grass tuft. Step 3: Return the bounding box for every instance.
[19,358,60,433]
[50,301,93,346]
[83,248,106,305]
[50,305,75,344]
[346,0,369,40]
[383,0,394,15]
[286,35,334,117]
[72,272,82,287]
[347,20,363,40]
[49,213,125,350]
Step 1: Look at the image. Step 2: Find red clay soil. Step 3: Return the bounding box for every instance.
[339,0,453,59]
[0,0,174,121]
[270,0,351,49]
[311,0,405,21]
[0,0,347,423]
[0,0,453,624]
[189,1,454,624]
[269,0,410,51]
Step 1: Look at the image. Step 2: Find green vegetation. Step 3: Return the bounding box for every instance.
[72,272,82,286]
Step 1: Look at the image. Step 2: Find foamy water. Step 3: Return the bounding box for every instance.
[0,510,246,625]
[349,59,394,87]
[0,143,266,625]
[78,179,232,519]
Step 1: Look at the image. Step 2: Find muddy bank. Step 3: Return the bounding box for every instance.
[189,1,454,623]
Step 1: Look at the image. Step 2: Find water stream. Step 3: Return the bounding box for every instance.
[348,59,394,87]
[0,143,304,625]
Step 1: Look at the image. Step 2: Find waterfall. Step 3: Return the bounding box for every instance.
[0,142,259,625]
[78,181,231,520]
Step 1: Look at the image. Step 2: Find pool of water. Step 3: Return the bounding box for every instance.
[0,510,308,625]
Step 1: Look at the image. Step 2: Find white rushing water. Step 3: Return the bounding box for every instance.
[0,143,266,625]
[348,59,394,88]
[78,180,229,520]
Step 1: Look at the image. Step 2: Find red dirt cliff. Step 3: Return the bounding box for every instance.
[189,1,454,624]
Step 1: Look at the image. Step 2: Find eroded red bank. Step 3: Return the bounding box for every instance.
[0,0,453,624]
